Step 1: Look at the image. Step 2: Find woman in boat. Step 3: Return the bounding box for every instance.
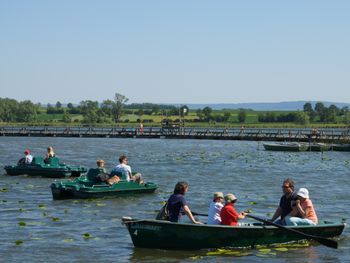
[220,193,247,226]
[167,181,202,224]
[207,192,224,225]
[44,146,55,164]
[285,188,318,226]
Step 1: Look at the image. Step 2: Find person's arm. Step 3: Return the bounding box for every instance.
[295,200,307,218]
[271,207,281,221]
[183,205,202,224]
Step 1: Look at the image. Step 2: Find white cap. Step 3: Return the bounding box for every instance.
[297,188,309,199]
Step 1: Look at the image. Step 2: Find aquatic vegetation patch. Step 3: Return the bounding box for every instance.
[18,221,26,227]
[15,240,23,246]
[83,233,92,239]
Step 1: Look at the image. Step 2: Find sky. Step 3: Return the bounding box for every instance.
[0,1,349,104]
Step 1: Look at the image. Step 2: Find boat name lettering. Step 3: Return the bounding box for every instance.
[132,224,161,231]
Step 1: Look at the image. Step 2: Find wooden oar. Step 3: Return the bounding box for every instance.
[246,214,338,249]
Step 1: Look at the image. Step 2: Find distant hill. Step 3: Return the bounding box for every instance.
[184,101,350,111]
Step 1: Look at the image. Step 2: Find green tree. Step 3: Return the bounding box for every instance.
[303,102,316,121]
[113,93,129,123]
[56,101,62,108]
[294,111,310,125]
[223,112,231,122]
[237,110,246,123]
[202,107,212,121]
[62,111,71,123]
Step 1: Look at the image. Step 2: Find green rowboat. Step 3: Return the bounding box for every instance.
[331,144,350,151]
[4,157,87,178]
[307,143,331,152]
[122,218,345,249]
[50,168,157,199]
[263,142,309,152]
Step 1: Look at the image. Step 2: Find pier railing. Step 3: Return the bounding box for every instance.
[1,126,350,143]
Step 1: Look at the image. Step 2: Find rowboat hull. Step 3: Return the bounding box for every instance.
[51,179,157,199]
[122,218,345,249]
[263,142,308,152]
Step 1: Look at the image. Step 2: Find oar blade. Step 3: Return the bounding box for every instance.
[316,237,338,249]
[246,214,338,249]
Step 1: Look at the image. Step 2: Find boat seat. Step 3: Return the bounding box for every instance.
[32,157,45,166]
[86,168,102,181]
[48,157,60,166]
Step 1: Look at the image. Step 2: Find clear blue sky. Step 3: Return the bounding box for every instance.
[1,1,349,104]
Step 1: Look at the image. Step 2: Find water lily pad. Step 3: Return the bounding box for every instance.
[258,248,271,253]
[0,188,9,192]
[83,233,92,239]
[52,217,60,221]
[274,247,288,252]
[15,240,23,245]
[38,203,46,209]
[63,238,74,243]
[18,222,26,227]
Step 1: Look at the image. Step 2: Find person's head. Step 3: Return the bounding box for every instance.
[213,192,224,202]
[173,181,189,195]
[119,154,127,164]
[24,149,30,155]
[296,188,309,201]
[47,146,54,153]
[282,178,294,195]
[97,159,105,167]
[224,193,237,204]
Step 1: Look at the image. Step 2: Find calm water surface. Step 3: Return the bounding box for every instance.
[0,137,349,263]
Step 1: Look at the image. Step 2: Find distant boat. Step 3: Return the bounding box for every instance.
[263,142,309,152]
[122,217,345,249]
[331,144,350,152]
[307,143,331,152]
[4,157,87,178]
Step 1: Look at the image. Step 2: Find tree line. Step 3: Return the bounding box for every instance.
[1,95,349,125]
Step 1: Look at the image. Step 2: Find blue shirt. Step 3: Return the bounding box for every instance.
[167,194,187,222]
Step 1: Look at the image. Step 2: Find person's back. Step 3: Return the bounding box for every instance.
[24,149,33,164]
[207,192,224,225]
[113,163,131,181]
[167,193,187,222]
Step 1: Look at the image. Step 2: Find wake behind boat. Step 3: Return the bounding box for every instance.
[122,217,345,249]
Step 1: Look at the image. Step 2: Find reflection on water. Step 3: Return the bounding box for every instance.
[0,137,349,262]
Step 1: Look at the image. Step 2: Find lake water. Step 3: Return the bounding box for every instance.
[0,137,349,263]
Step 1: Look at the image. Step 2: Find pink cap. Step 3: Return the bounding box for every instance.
[24,149,30,154]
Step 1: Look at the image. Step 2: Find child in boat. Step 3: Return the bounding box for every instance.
[207,192,224,225]
[285,188,318,226]
[220,193,247,226]
[44,146,55,164]
[95,159,120,185]
[18,149,33,165]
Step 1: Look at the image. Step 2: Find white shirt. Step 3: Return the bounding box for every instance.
[25,154,33,164]
[114,163,132,181]
[207,201,224,225]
